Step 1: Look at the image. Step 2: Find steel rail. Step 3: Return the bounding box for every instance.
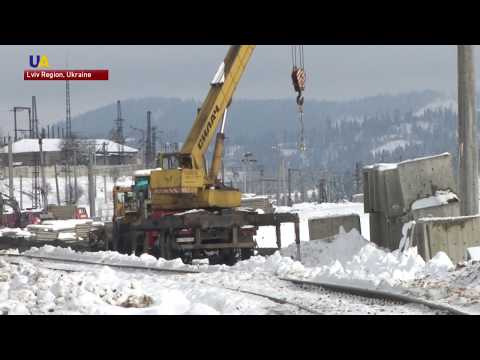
[280,277,472,316]
[0,253,200,275]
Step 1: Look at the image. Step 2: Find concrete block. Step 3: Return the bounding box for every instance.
[397,153,457,212]
[363,153,456,218]
[308,214,361,241]
[413,215,480,264]
[369,212,404,250]
[369,202,460,251]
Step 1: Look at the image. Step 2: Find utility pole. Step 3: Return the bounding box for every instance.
[14,109,17,141]
[66,80,72,138]
[288,168,293,206]
[300,169,306,203]
[114,100,125,165]
[103,142,108,204]
[88,148,96,218]
[19,175,23,210]
[54,164,60,205]
[458,45,479,216]
[0,195,3,227]
[64,161,68,204]
[241,153,256,194]
[32,96,39,139]
[260,168,265,195]
[354,162,363,194]
[8,137,14,200]
[152,127,157,167]
[287,168,300,206]
[145,111,152,168]
[39,137,47,210]
[73,148,78,204]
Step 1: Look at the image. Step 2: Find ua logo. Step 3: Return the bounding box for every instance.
[29,55,50,68]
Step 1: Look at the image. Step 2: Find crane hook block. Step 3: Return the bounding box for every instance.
[291,67,306,94]
[297,95,305,107]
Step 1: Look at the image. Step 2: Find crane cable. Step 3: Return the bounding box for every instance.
[291,46,306,152]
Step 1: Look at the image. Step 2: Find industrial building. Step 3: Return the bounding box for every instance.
[0,138,139,167]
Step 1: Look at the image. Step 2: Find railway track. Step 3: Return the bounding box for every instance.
[280,277,471,316]
[0,253,199,275]
[0,253,471,315]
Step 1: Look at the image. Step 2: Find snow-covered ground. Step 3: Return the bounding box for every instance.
[0,237,449,315]
[1,220,475,315]
[0,197,478,315]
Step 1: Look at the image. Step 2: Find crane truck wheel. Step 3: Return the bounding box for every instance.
[241,248,254,261]
[112,222,120,252]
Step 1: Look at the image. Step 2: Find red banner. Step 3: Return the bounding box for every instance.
[24,70,109,81]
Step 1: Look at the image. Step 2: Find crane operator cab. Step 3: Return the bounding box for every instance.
[157,152,202,171]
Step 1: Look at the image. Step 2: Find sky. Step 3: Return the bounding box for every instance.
[0,45,477,134]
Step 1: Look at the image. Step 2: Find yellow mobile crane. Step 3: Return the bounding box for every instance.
[150,45,255,210]
[112,45,304,265]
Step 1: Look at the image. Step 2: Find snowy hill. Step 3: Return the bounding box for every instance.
[52,90,444,141]
[414,97,458,117]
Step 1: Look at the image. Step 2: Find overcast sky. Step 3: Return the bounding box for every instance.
[0,45,477,132]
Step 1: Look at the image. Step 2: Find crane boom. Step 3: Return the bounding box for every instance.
[150,45,260,210]
[181,45,256,171]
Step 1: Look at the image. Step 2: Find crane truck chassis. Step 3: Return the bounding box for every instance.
[111,184,300,265]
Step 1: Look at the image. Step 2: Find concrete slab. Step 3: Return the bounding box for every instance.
[308,214,361,241]
[413,215,480,264]
[364,153,459,251]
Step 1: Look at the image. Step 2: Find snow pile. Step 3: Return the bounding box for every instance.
[296,230,427,287]
[230,229,440,288]
[411,191,458,211]
[232,252,306,278]
[423,252,455,276]
[19,245,190,271]
[277,229,458,288]
[0,256,272,315]
[281,228,368,268]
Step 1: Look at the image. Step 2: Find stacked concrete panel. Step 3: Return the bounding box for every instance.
[363,153,458,250]
[413,215,480,264]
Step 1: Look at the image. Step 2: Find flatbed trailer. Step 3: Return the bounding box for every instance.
[111,209,301,265]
